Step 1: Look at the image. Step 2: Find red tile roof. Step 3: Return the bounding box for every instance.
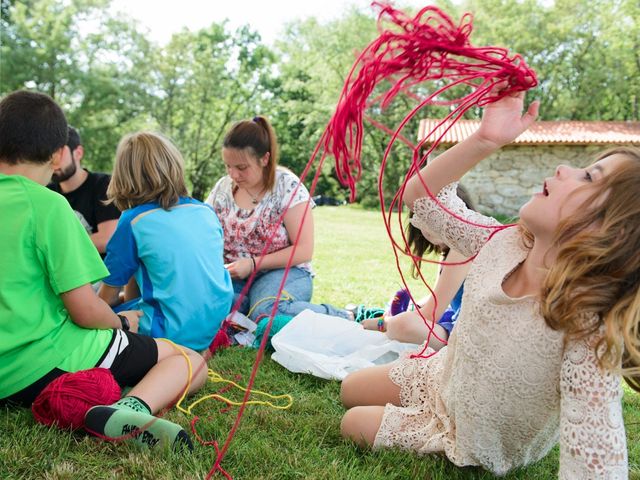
[418,119,640,145]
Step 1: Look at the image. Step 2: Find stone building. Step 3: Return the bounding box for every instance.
[418,119,640,217]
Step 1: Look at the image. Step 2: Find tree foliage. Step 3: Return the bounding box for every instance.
[453,0,640,120]
[1,0,636,205]
[1,0,158,170]
[154,24,275,199]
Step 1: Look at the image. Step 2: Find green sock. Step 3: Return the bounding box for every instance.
[84,396,193,451]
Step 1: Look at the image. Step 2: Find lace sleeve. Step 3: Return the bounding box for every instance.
[410,183,502,258]
[559,334,627,479]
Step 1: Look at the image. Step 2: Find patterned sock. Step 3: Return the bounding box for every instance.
[84,396,193,451]
[114,396,151,414]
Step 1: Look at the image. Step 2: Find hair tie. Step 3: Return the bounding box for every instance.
[252,116,260,123]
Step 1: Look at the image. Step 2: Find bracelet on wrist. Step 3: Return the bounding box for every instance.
[117,314,130,331]
[377,317,386,332]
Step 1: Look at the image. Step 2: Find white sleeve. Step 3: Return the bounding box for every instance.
[277,169,315,212]
[204,177,228,209]
[204,189,215,207]
[410,183,502,258]
[559,334,627,479]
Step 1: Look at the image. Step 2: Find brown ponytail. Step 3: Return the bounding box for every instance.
[223,116,279,191]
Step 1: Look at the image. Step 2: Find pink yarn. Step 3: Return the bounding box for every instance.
[32,368,121,430]
[312,3,536,359]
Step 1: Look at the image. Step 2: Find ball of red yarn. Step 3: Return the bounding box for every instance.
[32,368,122,430]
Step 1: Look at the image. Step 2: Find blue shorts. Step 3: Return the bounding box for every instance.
[437,308,457,335]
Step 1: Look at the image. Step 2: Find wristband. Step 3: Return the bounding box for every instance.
[117,314,130,331]
[377,317,386,332]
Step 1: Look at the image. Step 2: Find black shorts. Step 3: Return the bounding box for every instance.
[1,330,158,408]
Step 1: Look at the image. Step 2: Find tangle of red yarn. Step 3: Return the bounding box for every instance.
[32,368,121,430]
[209,321,232,355]
[323,2,537,201]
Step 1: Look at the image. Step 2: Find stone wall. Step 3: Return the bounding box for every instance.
[432,144,606,217]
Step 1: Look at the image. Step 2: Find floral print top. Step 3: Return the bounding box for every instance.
[205,167,315,272]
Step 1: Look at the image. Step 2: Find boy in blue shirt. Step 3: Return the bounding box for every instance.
[97,131,234,351]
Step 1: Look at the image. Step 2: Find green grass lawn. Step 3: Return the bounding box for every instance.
[1,205,638,479]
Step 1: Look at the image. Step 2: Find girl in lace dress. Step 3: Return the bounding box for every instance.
[340,85,639,478]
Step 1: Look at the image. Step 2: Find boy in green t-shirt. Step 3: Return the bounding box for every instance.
[0,90,207,450]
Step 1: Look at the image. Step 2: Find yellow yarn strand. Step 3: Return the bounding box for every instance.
[159,338,293,417]
[180,370,293,414]
[246,290,293,318]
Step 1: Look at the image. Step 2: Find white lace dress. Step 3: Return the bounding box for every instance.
[374,184,628,478]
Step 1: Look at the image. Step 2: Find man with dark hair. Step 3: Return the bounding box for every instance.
[48,126,120,255]
[0,89,202,451]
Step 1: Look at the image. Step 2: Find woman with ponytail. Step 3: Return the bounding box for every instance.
[206,116,351,322]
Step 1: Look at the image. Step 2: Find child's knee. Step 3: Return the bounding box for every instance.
[340,407,379,446]
[387,316,431,344]
[340,372,358,408]
[385,318,407,340]
[340,409,356,439]
[189,352,208,389]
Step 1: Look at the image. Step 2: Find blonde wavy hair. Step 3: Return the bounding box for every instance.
[107,131,188,211]
[538,147,640,391]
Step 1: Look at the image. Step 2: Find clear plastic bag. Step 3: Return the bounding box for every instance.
[271,309,419,380]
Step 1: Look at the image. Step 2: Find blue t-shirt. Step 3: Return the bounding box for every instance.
[103,197,233,350]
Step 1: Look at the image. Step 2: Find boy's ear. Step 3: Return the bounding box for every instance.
[50,147,64,169]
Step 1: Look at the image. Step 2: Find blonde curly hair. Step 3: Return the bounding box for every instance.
[539,147,640,391]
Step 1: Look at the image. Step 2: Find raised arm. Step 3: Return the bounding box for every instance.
[410,183,502,258]
[404,88,539,210]
[559,334,627,478]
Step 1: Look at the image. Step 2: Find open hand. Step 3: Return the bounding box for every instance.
[476,82,539,149]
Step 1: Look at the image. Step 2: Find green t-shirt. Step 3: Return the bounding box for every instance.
[0,174,113,398]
